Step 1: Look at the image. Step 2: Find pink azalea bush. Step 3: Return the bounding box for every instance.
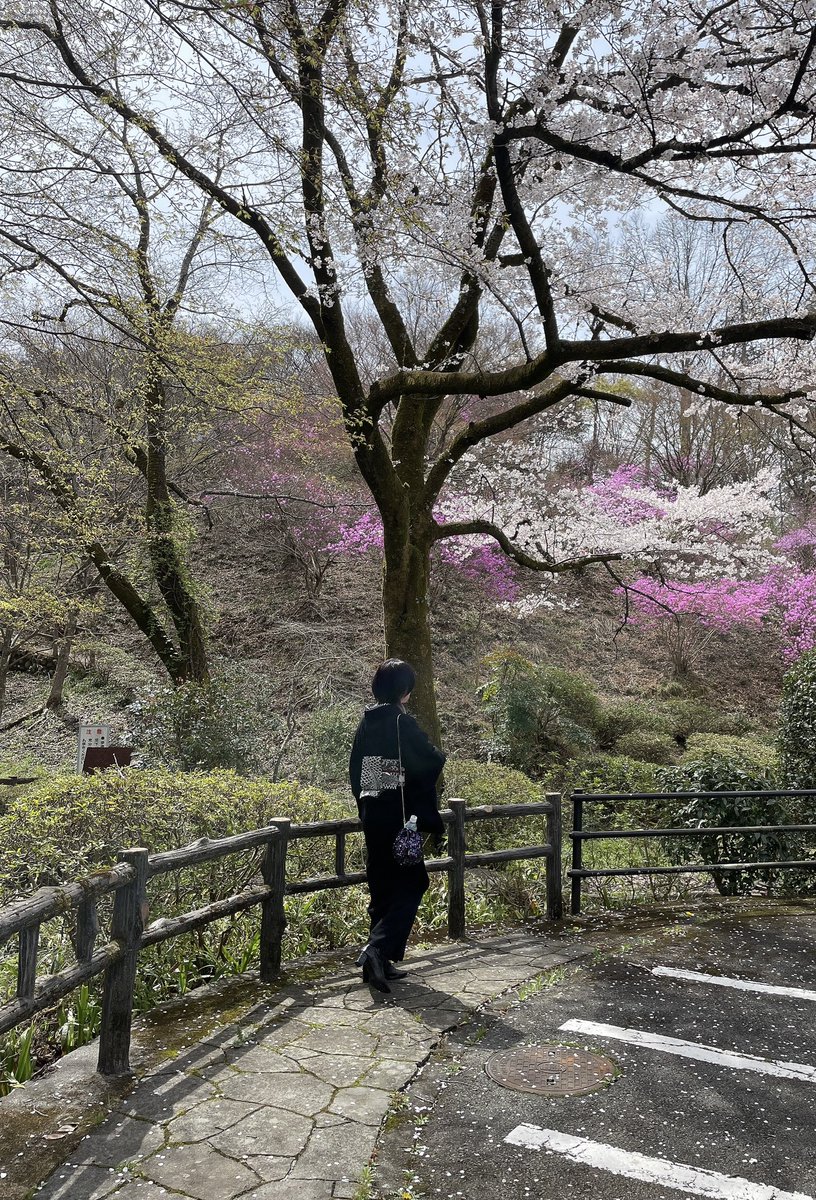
[627,569,816,663]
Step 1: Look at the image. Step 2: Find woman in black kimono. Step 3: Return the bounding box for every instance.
[349,659,446,992]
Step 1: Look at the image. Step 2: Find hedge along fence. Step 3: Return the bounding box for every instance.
[0,795,562,1076]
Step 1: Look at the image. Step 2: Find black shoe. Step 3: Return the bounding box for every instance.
[384,961,408,980]
[360,947,390,993]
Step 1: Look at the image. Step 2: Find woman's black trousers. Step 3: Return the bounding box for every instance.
[362,817,429,963]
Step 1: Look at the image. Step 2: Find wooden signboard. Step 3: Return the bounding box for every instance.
[82,746,133,774]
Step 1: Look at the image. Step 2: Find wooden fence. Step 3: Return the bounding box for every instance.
[0,795,561,1076]
[569,788,816,914]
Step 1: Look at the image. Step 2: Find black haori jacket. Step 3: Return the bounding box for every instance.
[349,703,446,835]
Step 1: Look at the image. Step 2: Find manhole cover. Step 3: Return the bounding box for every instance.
[485,1044,618,1096]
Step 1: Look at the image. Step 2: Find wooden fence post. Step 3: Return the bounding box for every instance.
[260,819,290,982]
[545,793,563,921]
[570,790,584,916]
[97,848,148,1076]
[17,925,39,999]
[75,895,99,962]
[335,830,346,878]
[447,798,467,939]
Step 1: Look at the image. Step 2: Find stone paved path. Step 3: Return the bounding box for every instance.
[30,932,591,1200]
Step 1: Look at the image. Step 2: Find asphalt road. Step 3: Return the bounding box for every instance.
[374,905,816,1200]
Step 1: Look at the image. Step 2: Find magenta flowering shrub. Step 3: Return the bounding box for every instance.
[627,569,816,664]
[325,510,384,556]
[588,464,670,525]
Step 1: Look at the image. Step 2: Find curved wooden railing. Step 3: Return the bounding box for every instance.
[0,796,562,1076]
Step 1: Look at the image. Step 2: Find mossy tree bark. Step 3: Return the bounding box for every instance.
[144,385,209,684]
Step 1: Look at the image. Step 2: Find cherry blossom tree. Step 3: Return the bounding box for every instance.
[3,0,816,735]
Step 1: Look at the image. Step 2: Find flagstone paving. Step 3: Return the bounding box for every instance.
[26,931,592,1200]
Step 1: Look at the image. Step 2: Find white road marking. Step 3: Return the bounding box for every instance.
[651,965,816,1002]
[559,1019,816,1083]
[504,1125,813,1200]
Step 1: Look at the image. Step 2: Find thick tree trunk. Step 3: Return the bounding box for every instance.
[145,496,209,683]
[381,523,441,745]
[145,394,209,685]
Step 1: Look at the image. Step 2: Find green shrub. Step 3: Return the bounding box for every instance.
[0,768,351,895]
[299,702,360,788]
[570,754,659,796]
[657,754,777,797]
[126,670,267,773]
[445,758,543,853]
[479,648,602,774]
[779,651,816,786]
[614,731,677,765]
[661,698,750,741]
[683,734,778,772]
[656,755,791,896]
[598,700,673,748]
[445,758,542,807]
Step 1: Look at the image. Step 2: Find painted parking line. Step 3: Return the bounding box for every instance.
[651,965,816,1002]
[559,1019,816,1083]
[504,1125,813,1200]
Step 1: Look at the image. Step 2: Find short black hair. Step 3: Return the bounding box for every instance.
[371,659,416,704]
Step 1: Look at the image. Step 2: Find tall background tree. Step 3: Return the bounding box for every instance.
[0,104,271,683]
[2,0,816,737]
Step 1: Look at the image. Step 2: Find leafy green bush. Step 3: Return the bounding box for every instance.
[779,651,816,786]
[614,731,677,765]
[299,702,360,787]
[570,754,659,796]
[479,648,602,774]
[656,755,790,895]
[126,671,266,773]
[598,700,673,748]
[661,698,750,741]
[0,768,351,894]
[445,758,542,807]
[682,734,778,772]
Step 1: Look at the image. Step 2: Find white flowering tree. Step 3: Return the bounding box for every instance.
[2,0,816,735]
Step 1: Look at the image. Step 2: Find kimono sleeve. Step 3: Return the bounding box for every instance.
[348,719,366,804]
[400,714,446,783]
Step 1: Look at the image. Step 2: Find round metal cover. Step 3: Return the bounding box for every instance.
[485,1043,617,1097]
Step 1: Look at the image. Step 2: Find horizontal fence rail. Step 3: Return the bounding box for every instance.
[569,788,816,915]
[0,795,560,1076]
